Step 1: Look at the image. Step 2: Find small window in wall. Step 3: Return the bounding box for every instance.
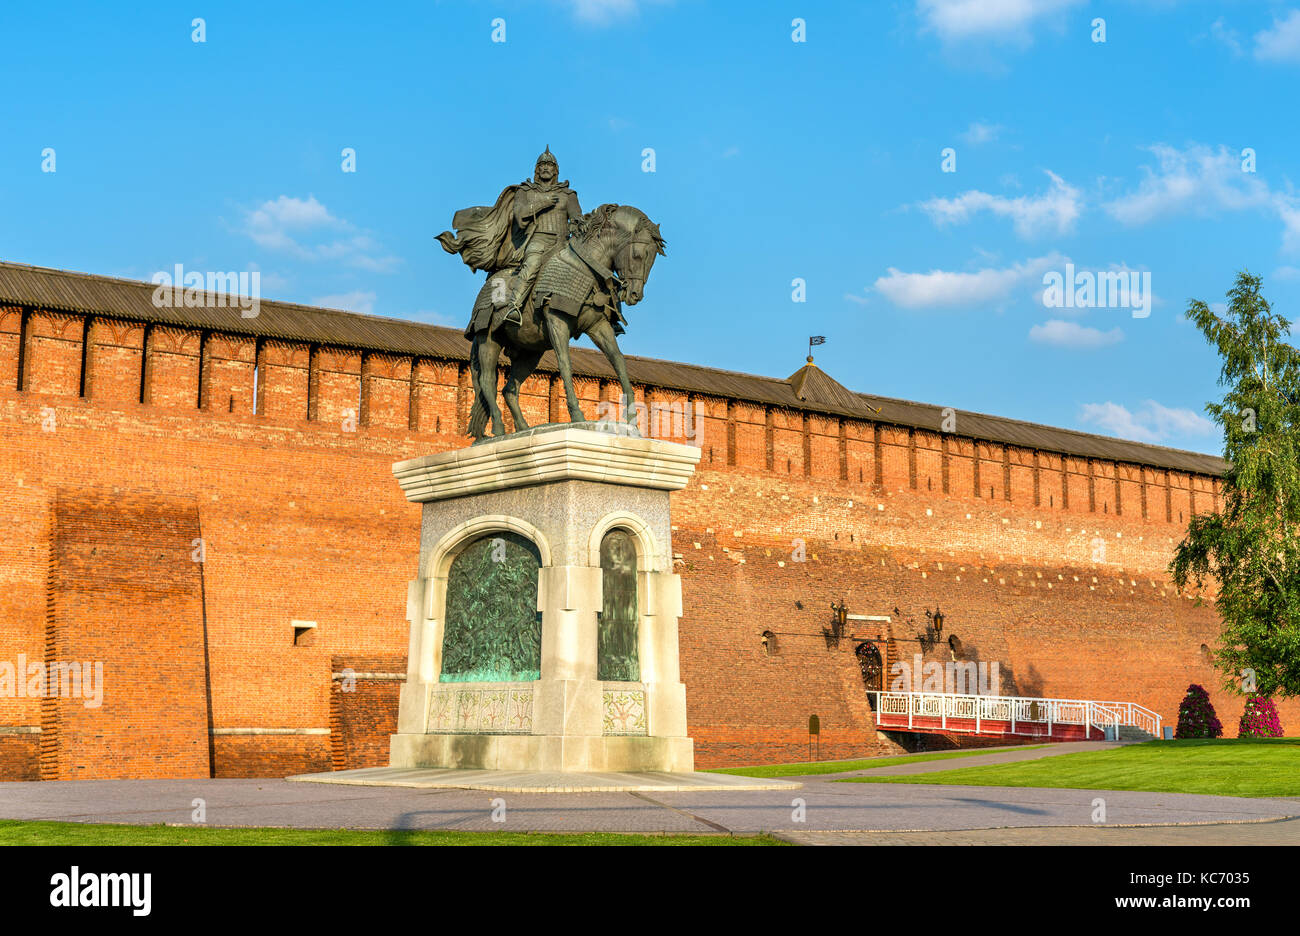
[761,630,777,655]
[292,620,317,647]
[598,529,640,681]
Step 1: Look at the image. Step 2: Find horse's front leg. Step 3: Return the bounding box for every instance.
[585,316,637,435]
[502,347,543,432]
[542,312,584,423]
[475,336,506,437]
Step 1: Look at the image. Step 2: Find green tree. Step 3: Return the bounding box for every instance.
[1171,271,1300,699]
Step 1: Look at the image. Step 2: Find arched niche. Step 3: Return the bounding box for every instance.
[597,527,640,681]
[586,510,663,573]
[423,516,552,685]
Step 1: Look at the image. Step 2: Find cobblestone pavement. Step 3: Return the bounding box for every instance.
[1,776,1296,842]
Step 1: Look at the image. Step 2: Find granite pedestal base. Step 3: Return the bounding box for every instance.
[388,423,701,775]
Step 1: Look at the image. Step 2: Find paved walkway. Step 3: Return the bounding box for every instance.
[816,740,1125,778]
[289,766,800,793]
[1,776,1296,841]
[2,744,1295,843]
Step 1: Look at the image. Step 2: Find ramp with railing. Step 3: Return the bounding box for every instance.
[869,691,1162,741]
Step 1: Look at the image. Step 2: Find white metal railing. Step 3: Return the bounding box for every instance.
[871,691,1162,740]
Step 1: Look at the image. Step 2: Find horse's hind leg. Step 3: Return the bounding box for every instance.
[585,316,637,434]
[502,345,543,431]
[475,335,506,437]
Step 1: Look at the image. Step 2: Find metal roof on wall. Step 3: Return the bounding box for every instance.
[0,260,1227,476]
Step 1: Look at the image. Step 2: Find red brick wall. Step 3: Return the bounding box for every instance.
[0,307,1279,778]
[329,655,405,770]
[42,489,210,779]
[0,735,40,780]
[672,466,1246,765]
[212,735,331,778]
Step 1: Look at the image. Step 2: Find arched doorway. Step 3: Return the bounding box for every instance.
[856,641,883,708]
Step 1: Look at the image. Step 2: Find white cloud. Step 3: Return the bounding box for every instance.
[1104,143,1300,252]
[843,292,870,306]
[1210,17,1243,56]
[1255,10,1300,63]
[243,261,290,294]
[566,0,668,25]
[244,195,339,250]
[918,170,1081,238]
[1105,145,1266,222]
[1029,319,1124,348]
[312,290,377,316]
[242,195,400,272]
[406,308,462,328]
[874,252,1065,308]
[960,121,1003,145]
[1079,400,1215,443]
[1273,265,1300,281]
[917,0,1083,42]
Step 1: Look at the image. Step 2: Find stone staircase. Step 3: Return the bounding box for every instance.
[1118,725,1156,742]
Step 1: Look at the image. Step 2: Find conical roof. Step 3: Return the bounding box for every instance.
[787,357,875,415]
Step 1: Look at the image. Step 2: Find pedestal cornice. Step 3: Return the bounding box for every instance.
[393,423,702,503]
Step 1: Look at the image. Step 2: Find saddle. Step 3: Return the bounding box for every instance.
[466,240,624,338]
[537,242,624,331]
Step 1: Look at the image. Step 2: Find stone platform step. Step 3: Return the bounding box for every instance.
[287,766,800,793]
[1118,726,1156,741]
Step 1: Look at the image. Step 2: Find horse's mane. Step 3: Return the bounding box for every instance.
[572,203,622,242]
[573,204,667,255]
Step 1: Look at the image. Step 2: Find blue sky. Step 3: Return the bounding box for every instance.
[4,0,1300,455]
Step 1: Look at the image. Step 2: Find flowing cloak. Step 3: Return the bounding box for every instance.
[436,180,577,275]
[436,184,527,274]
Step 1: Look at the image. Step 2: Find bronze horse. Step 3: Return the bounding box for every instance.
[466,204,665,440]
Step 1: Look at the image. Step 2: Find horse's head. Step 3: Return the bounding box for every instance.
[574,204,666,306]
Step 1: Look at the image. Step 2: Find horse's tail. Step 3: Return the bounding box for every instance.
[467,396,487,439]
[466,343,488,438]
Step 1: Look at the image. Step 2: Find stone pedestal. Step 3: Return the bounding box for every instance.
[388,423,701,773]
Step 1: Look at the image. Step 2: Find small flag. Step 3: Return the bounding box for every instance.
[810,336,826,345]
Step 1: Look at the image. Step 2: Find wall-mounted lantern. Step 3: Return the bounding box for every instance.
[830,600,848,639]
[918,607,945,652]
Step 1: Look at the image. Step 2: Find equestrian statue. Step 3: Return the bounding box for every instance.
[436,147,666,440]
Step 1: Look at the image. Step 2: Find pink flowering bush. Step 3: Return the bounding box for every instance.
[1237,695,1284,738]
[1174,684,1223,739]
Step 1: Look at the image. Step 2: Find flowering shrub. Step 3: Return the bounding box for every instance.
[1237,695,1284,738]
[1174,684,1223,739]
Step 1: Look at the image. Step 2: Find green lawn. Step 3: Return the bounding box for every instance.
[836,738,1300,797]
[707,745,1049,778]
[0,821,788,846]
